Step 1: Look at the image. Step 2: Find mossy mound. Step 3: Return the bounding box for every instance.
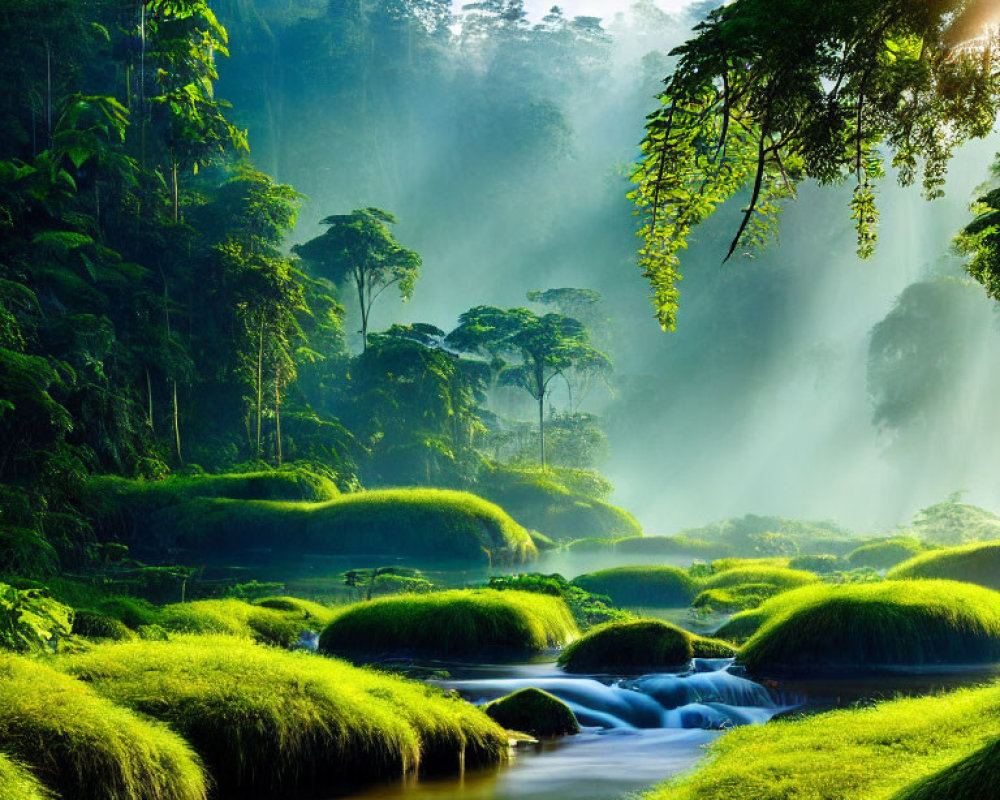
[692,583,781,613]
[71,610,133,640]
[58,636,507,795]
[319,590,577,660]
[887,541,1000,591]
[0,654,207,800]
[645,682,1000,800]
[0,755,51,800]
[92,596,162,629]
[160,599,303,646]
[738,580,1000,677]
[558,618,722,673]
[891,737,1000,800]
[484,688,580,737]
[702,565,818,591]
[571,566,697,607]
[146,489,536,565]
[713,606,773,643]
[788,554,842,573]
[612,535,730,559]
[847,537,925,570]
[474,466,642,541]
[253,596,341,629]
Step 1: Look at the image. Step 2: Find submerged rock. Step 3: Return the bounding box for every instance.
[485,688,580,737]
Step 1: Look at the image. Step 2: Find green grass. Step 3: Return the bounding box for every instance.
[692,582,782,613]
[484,688,580,737]
[148,489,537,565]
[0,654,207,800]
[847,537,925,570]
[738,580,1000,676]
[474,466,642,541]
[887,541,1000,591]
[557,618,734,673]
[643,683,1000,800]
[0,754,51,800]
[702,565,819,591]
[159,599,304,646]
[319,590,578,660]
[891,736,1000,800]
[571,566,698,607]
[57,636,507,794]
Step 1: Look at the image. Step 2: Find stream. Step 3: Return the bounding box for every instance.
[345,659,786,800]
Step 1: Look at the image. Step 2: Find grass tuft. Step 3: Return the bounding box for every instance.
[0,754,52,800]
[319,590,577,660]
[887,541,1000,591]
[738,580,1000,676]
[571,566,698,607]
[0,654,207,800]
[57,636,507,794]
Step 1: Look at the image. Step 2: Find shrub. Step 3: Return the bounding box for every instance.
[571,566,698,607]
[887,541,1000,591]
[0,654,206,800]
[487,573,628,628]
[319,590,578,660]
[0,584,73,652]
[484,688,580,737]
[846,537,925,570]
[0,754,51,800]
[646,682,1000,800]
[739,580,1000,677]
[557,618,731,673]
[58,636,507,795]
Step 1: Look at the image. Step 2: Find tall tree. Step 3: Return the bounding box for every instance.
[632,0,1000,330]
[293,207,421,351]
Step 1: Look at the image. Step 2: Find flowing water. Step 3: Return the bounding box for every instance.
[344,659,785,800]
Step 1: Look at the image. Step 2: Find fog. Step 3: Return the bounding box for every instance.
[217,0,1000,535]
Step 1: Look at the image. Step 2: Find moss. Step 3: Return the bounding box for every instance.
[644,683,1000,800]
[713,606,772,643]
[318,590,578,660]
[484,688,580,737]
[571,566,698,607]
[788,554,842,572]
[847,537,925,570]
[891,737,1000,800]
[614,535,731,559]
[474,465,642,541]
[692,583,782,613]
[146,489,536,565]
[92,597,162,629]
[71,610,133,641]
[160,599,304,647]
[558,618,693,673]
[702,565,819,592]
[0,754,51,800]
[0,654,207,800]
[887,541,1000,591]
[58,636,507,795]
[253,596,341,629]
[708,557,792,571]
[738,580,1000,677]
[691,636,737,658]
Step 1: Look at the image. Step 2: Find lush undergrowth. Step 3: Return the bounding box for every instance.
[557,618,734,673]
[58,636,507,795]
[474,466,642,541]
[0,754,52,800]
[486,573,628,627]
[484,688,580,737]
[847,537,926,570]
[319,590,578,659]
[645,683,1000,800]
[891,736,1000,800]
[0,654,207,800]
[571,566,697,607]
[738,580,1000,676]
[141,488,536,564]
[887,541,1000,591]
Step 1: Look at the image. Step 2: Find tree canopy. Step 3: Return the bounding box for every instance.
[632,0,1000,329]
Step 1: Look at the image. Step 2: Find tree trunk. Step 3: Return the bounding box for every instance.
[538,393,546,469]
[171,157,179,222]
[256,315,264,458]
[274,369,282,465]
[357,277,368,352]
[145,367,154,430]
[172,378,182,464]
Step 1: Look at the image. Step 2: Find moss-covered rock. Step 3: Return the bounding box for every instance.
[58,636,507,795]
[144,489,536,565]
[558,618,694,673]
[891,737,1000,800]
[887,541,1000,590]
[484,688,580,737]
[571,566,697,607]
[846,537,925,570]
[738,580,1000,677]
[159,599,304,647]
[0,754,51,800]
[0,655,207,800]
[319,590,577,660]
[71,610,133,641]
[692,583,781,613]
[701,565,818,592]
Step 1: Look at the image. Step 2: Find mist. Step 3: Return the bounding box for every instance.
[215,0,1000,536]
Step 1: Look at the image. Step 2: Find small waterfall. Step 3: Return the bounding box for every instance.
[440,664,787,731]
